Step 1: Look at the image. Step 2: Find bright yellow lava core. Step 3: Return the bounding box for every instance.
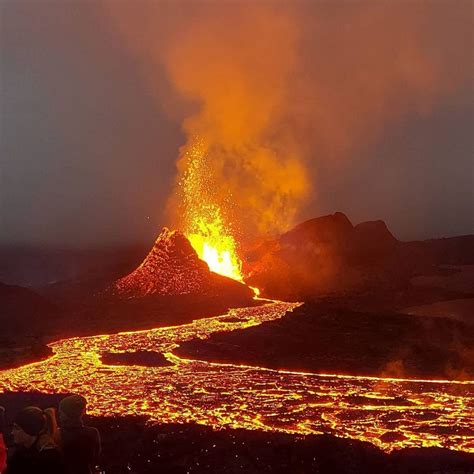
[187,207,243,281]
[179,138,244,282]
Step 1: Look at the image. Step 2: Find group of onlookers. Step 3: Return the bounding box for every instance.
[0,394,101,474]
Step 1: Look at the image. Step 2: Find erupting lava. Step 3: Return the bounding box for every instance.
[178,138,243,282]
[110,227,252,300]
[187,205,242,282]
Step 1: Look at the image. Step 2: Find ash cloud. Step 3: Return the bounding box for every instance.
[104,0,472,239]
[104,2,309,237]
[1,1,472,246]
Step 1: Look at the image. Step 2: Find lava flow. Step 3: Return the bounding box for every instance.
[1,140,470,454]
[1,141,471,454]
[0,301,472,454]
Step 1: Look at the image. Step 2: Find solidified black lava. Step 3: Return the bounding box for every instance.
[100,351,173,367]
[175,302,474,380]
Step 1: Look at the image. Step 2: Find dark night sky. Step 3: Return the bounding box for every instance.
[1,1,472,246]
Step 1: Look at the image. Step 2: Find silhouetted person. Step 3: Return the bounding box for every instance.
[6,406,65,474]
[58,395,101,474]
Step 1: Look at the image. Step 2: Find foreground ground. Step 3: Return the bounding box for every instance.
[0,392,473,474]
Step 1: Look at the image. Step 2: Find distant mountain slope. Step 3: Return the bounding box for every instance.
[0,282,58,368]
[0,245,146,288]
[244,212,473,299]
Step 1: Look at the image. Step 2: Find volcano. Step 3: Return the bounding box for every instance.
[112,228,252,300]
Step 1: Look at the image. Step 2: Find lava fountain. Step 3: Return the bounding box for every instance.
[178,138,244,282]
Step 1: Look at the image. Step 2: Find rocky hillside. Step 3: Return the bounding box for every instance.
[244,212,471,300]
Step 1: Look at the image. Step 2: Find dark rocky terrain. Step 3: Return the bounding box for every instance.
[100,351,173,367]
[0,288,257,370]
[0,282,59,331]
[204,215,474,380]
[244,212,474,300]
[1,214,473,377]
[176,300,474,380]
[0,392,472,474]
[0,283,58,369]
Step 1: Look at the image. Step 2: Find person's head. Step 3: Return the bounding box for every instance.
[12,407,45,447]
[59,395,87,425]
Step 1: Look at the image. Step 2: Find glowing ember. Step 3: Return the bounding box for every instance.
[179,138,243,282]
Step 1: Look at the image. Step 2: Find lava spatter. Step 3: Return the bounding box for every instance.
[113,228,210,297]
[110,228,251,299]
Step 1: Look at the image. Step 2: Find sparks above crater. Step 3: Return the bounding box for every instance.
[178,138,244,282]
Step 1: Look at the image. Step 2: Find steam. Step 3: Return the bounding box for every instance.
[102,1,471,237]
[165,4,308,237]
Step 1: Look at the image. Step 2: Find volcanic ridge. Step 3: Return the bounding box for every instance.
[245,212,474,299]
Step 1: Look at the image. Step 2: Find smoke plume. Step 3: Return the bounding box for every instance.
[103,0,471,238]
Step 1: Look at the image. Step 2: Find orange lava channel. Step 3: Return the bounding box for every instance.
[0,301,472,454]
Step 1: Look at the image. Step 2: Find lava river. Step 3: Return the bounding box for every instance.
[0,301,473,453]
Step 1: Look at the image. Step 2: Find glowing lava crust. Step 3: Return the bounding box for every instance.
[0,300,472,454]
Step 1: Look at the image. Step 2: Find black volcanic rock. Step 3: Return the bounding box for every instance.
[281,212,354,248]
[111,228,253,301]
[246,213,403,299]
[245,213,438,300]
[0,282,58,368]
[176,302,474,380]
[353,220,397,243]
[100,351,173,367]
[353,220,397,256]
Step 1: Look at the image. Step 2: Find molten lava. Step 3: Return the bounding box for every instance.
[178,138,243,282]
[187,206,243,282]
[0,301,472,454]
